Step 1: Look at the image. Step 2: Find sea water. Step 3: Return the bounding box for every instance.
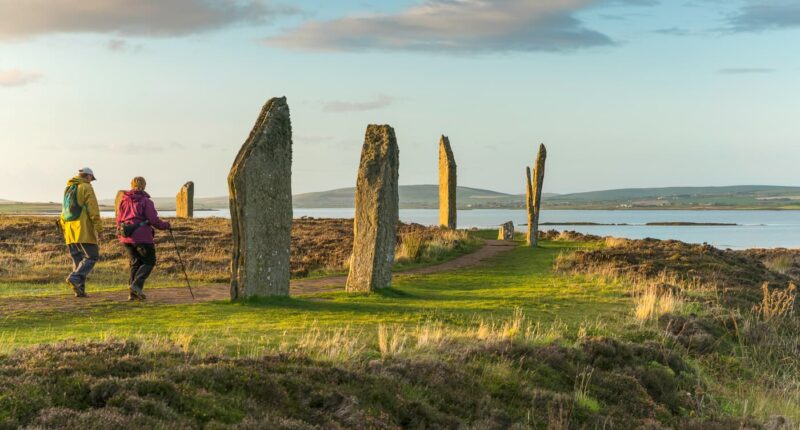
[100,209,800,250]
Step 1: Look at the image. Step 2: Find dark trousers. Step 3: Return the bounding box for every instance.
[67,243,99,288]
[123,243,156,293]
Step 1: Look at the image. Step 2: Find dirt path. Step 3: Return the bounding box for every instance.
[0,240,515,315]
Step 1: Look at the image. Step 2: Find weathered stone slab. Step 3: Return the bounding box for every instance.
[525,166,534,246]
[346,124,400,293]
[498,221,514,241]
[114,190,126,219]
[176,181,194,219]
[228,97,293,299]
[530,144,547,247]
[438,135,457,229]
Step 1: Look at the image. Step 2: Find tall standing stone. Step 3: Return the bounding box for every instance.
[176,181,194,219]
[438,135,457,229]
[530,144,547,247]
[114,190,126,219]
[525,166,534,246]
[346,124,399,293]
[228,97,293,299]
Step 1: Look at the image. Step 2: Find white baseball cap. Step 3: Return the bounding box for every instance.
[78,167,97,180]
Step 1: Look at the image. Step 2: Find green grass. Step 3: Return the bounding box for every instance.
[0,239,628,354]
[0,234,481,300]
[1,232,796,427]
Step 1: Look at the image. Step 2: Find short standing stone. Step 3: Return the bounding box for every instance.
[498,221,515,241]
[346,124,400,293]
[438,135,457,229]
[114,190,126,218]
[228,97,293,299]
[176,181,194,219]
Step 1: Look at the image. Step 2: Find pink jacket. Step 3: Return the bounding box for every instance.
[116,190,170,244]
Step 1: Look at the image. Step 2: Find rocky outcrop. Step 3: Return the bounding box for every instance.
[114,190,126,219]
[498,221,514,241]
[228,97,293,299]
[438,135,457,229]
[346,125,400,293]
[176,181,194,219]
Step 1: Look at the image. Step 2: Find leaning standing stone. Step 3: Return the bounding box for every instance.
[176,181,194,219]
[346,124,400,293]
[228,97,293,299]
[438,135,457,229]
[530,144,547,247]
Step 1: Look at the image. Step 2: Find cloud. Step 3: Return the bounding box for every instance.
[0,69,41,87]
[0,0,296,40]
[718,68,775,74]
[653,27,690,36]
[728,1,800,32]
[323,95,394,113]
[266,0,628,53]
[106,39,142,53]
[85,142,187,153]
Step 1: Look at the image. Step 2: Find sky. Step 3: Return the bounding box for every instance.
[1,0,798,202]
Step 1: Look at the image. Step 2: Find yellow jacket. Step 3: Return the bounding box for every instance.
[60,176,103,244]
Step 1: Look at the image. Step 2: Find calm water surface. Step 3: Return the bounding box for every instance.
[102,209,800,250]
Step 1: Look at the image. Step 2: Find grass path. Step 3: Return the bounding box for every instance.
[0,239,628,354]
[0,240,514,315]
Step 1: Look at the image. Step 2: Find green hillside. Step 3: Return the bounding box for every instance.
[546,185,800,209]
[293,185,524,209]
[6,185,800,213]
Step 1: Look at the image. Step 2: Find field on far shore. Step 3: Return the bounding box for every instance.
[0,217,799,429]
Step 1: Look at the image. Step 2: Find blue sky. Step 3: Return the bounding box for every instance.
[1,0,798,202]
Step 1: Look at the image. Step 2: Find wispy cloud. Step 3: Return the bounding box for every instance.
[0,69,41,87]
[0,0,297,40]
[85,142,187,153]
[106,39,142,53]
[718,68,775,74]
[323,95,393,113]
[653,27,690,36]
[727,1,800,32]
[266,0,647,54]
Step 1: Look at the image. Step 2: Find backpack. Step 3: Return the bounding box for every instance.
[61,184,83,221]
[117,194,149,238]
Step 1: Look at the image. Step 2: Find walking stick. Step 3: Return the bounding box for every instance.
[168,227,195,300]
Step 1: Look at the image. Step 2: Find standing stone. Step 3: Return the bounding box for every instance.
[346,124,400,293]
[530,144,547,247]
[438,135,457,229]
[228,97,293,299]
[498,221,514,241]
[525,166,534,246]
[176,181,194,219]
[114,190,126,219]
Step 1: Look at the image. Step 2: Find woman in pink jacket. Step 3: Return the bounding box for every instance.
[116,177,171,301]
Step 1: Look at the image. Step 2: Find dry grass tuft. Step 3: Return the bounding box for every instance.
[634,285,684,322]
[754,282,796,321]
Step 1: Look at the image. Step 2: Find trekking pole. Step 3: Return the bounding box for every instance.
[168,227,195,300]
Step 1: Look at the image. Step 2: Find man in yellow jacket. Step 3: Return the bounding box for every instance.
[60,167,103,297]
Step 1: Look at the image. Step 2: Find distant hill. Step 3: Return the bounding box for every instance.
[545,185,800,209]
[293,185,528,209]
[97,196,228,211]
[7,185,800,213]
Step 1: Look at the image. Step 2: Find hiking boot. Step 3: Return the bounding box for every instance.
[65,277,85,297]
[129,288,146,301]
